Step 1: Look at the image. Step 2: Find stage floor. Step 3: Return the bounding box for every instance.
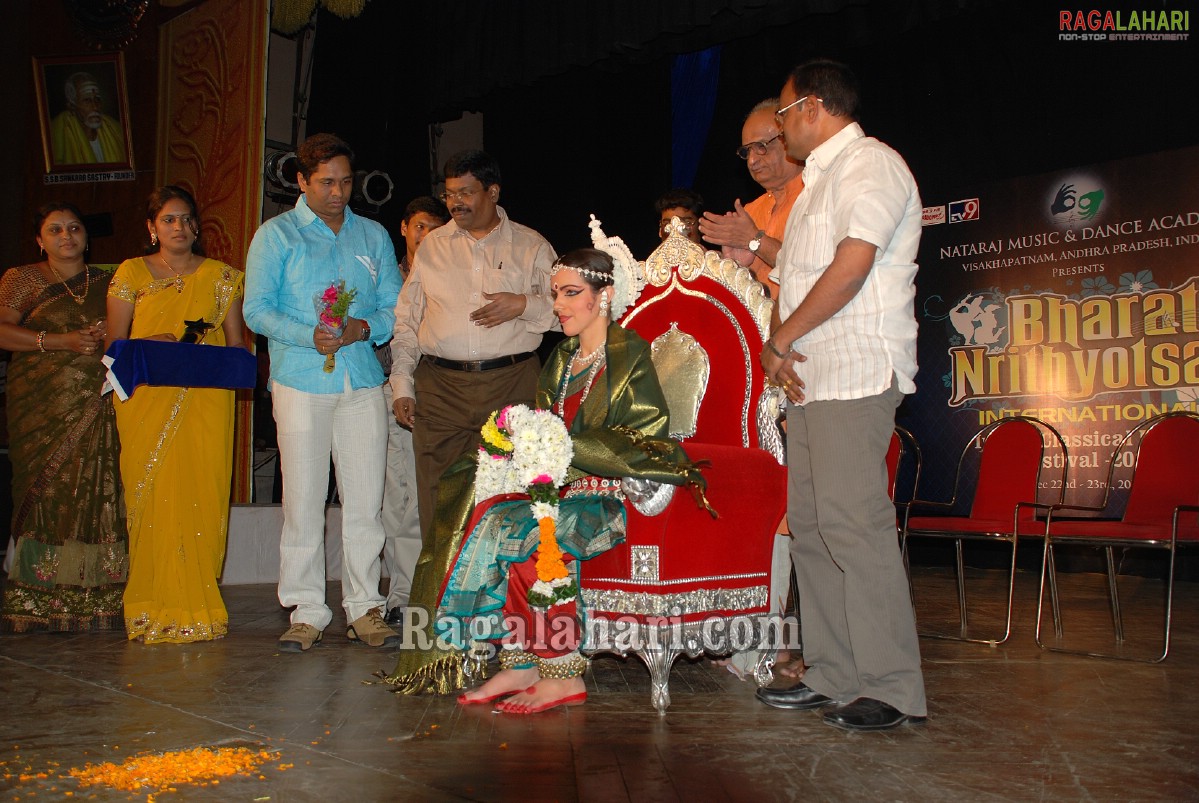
[2,567,1197,801]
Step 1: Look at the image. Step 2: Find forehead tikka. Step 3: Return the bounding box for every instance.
[550,262,612,284]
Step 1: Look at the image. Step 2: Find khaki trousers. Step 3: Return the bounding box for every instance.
[785,379,927,716]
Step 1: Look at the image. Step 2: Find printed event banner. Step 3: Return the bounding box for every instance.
[908,145,1199,508]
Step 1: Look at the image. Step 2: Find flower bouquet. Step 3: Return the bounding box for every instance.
[314,280,357,373]
[476,405,575,609]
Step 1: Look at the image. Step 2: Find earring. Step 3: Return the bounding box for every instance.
[599,295,610,317]
[39,246,45,257]
[150,233,158,246]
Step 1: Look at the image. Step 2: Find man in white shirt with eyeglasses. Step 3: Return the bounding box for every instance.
[756,59,927,733]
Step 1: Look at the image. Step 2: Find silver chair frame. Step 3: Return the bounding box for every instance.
[1035,411,1199,663]
[902,416,1068,645]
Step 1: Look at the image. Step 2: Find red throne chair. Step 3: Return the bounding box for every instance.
[579,222,789,713]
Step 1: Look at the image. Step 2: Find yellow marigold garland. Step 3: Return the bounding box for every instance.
[534,516,570,582]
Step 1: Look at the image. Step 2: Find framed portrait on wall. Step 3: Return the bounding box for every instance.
[33,53,135,175]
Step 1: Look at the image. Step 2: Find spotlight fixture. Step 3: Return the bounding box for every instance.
[356,169,394,208]
[265,150,299,190]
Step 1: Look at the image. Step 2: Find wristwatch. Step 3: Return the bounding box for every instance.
[359,320,371,342]
[748,230,766,253]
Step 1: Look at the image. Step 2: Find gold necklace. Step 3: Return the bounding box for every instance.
[159,254,187,292]
[46,261,89,306]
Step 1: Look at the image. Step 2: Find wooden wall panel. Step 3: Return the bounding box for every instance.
[158,0,268,502]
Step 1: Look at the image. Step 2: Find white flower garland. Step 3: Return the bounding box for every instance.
[474,404,578,609]
[475,404,573,506]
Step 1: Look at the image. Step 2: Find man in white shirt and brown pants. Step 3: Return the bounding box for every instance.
[756,59,927,731]
[390,150,558,546]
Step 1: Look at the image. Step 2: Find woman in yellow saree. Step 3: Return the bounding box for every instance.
[106,186,246,643]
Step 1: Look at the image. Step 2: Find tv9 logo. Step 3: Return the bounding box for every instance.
[948,198,980,223]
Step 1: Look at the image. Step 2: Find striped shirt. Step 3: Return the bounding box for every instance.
[388,206,558,400]
[772,122,921,402]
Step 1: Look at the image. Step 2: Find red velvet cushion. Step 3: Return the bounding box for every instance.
[589,268,785,622]
[623,278,768,449]
[886,432,901,499]
[1048,417,1199,544]
[970,420,1045,522]
[906,515,1045,537]
[1048,518,1199,543]
[1122,416,1199,526]
[581,443,786,617]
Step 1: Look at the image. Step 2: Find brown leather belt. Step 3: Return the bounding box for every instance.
[425,352,535,372]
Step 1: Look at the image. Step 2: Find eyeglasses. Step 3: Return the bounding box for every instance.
[659,216,697,234]
[735,131,782,160]
[439,187,480,203]
[158,214,195,228]
[775,95,822,121]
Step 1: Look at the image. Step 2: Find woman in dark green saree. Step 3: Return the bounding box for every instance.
[0,203,126,632]
[386,229,709,711]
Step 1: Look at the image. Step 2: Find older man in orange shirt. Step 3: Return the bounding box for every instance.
[699,98,804,299]
[700,98,806,682]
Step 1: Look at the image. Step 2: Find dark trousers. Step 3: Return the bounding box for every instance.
[412,356,539,546]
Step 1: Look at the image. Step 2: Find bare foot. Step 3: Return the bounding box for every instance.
[774,650,806,679]
[496,677,586,714]
[457,667,538,704]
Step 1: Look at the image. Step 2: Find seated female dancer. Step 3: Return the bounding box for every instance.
[386,220,708,712]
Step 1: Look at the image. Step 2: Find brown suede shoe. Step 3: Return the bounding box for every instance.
[278,622,323,653]
[346,607,401,648]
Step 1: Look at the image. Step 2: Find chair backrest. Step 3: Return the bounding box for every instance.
[621,225,782,462]
[1121,413,1199,526]
[969,418,1052,521]
[888,426,922,504]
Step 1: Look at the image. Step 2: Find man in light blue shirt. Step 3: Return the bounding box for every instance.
[245,133,402,653]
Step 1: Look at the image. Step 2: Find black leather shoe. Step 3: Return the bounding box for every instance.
[383,607,405,626]
[755,682,834,710]
[822,697,926,731]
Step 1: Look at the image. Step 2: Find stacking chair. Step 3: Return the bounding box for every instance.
[889,426,922,599]
[888,425,922,518]
[1035,411,1199,662]
[902,417,1067,644]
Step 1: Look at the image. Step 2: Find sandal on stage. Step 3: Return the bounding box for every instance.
[497,692,587,715]
[456,686,536,706]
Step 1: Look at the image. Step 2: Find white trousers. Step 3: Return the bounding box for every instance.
[381,384,422,610]
[273,379,388,629]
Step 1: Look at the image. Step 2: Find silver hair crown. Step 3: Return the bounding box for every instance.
[550,261,611,283]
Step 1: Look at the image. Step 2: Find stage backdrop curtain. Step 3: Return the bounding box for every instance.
[404,0,869,118]
[157,0,269,502]
[671,46,722,190]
